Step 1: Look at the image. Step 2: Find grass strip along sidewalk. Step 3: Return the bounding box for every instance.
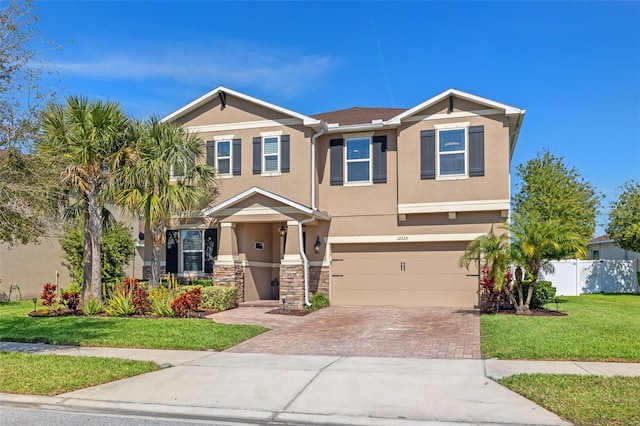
[500,374,640,426]
[0,352,158,395]
[0,301,268,350]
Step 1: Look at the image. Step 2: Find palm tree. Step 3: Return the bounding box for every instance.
[510,212,587,312]
[37,96,129,302]
[459,225,518,309]
[114,117,217,288]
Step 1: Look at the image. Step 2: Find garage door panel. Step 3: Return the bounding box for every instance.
[331,242,477,307]
[332,274,476,291]
[331,289,478,307]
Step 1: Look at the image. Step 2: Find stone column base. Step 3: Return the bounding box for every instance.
[214,263,245,304]
[309,265,330,297]
[279,264,304,310]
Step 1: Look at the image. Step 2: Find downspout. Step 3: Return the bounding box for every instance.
[299,215,315,307]
[310,126,325,210]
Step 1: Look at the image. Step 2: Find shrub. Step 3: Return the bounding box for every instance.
[171,287,202,318]
[200,286,237,312]
[308,292,330,311]
[179,278,213,287]
[105,292,135,316]
[60,283,81,295]
[122,277,150,315]
[149,287,175,317]
[82,297,104,315]
[61,291,81,313]
[516,280,556,309]
[479,267,513,312]
[40,283,58,307]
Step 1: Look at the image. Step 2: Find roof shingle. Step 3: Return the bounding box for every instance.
[311,107,406,126]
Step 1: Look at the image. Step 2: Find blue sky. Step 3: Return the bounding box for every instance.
[35,1,639,235]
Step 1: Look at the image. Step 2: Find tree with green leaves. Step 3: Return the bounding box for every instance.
[606,180,640,254]
[513,150,601,251]
[114,117,217,288]
[59,218,135,289]
[37,96,129,302]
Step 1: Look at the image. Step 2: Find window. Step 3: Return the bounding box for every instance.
[263,136,280,173]
[171,155,196,178]
[181,230,203,272]
[216,140,231,175]
[345,137,371,183]
[592,250,600,260]
[438,129,466,176]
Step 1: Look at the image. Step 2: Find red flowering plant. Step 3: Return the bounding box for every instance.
[171,287,202,318]
[61,291,81,313]
[480,267,513,312]
[39,283,61,314]
[122,277,150,315]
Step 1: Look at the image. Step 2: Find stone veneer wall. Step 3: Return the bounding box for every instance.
[309,266,330,297]
[213,264,246,304]
[279,264,304,310]
[143,265,166,280]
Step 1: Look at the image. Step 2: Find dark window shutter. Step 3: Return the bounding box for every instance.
[420,130,436,180]
[330,138,344,185]
[206,141,215,168]
[165,230,179,274]
[469,126,485,177]
[252,137,261,174]
[232,139,242,176]
[372,135,387,183]
[281,134,290,173]
[204,228,217,274]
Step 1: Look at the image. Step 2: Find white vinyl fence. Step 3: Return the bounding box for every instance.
[541,259,639,296]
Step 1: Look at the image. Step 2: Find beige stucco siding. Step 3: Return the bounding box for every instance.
[397,103,511,205]
[330,242,477,307]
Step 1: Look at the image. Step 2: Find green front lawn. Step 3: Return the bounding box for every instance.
[482,294,640,361]
[0,352,158,395]
[500,374,640,426]
[0,301,268,350]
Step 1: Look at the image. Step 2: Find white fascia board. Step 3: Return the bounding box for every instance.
[325,122,399,134]
[387,89,524,125]
[202,186,330,220]
[398,199,511,215]
[162,86,321,127]
[328,233,485,244]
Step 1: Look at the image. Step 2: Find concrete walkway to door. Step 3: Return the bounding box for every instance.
[211,306,481,359]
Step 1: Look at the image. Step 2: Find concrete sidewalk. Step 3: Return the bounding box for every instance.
[1,342,639,425]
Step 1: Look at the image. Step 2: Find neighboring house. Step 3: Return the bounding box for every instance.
[588,235,640,264]
[149,87,525,309]
[0,209,144,300]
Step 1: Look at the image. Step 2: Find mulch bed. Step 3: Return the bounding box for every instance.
[28,308,219,319]
[266,308,312,316]
[483,308,567,316]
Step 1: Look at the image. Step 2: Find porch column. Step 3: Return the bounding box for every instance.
[280,220,304,309]
[214,222,245,303]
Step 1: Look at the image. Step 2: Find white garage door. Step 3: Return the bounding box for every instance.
[330,242,478,307]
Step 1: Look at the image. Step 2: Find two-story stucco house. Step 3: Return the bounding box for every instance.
[146,87,525,309]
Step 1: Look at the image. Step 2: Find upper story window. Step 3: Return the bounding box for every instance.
[263,136,280,173]
[216,140,231,175]
[345,137,371,183]
[437,129,466,176]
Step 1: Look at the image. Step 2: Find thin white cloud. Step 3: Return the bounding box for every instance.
[51,40,336,98]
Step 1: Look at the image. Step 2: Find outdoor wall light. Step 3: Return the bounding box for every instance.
[314,236,322,253]
[278,225,287,237]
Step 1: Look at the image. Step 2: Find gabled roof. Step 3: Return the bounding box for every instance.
[162,86,322,127]
[312,107,406,126]
[202,186,330,220]
[386,88,525,124]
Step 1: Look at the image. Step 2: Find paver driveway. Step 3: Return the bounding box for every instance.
[212,306,480,359]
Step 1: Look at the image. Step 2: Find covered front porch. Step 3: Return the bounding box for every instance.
[203,187,330,309]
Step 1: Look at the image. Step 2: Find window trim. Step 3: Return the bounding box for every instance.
[215,139,232,176]
[262,135,281,175]
[344,136,372,185]
[435,122,469,180]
